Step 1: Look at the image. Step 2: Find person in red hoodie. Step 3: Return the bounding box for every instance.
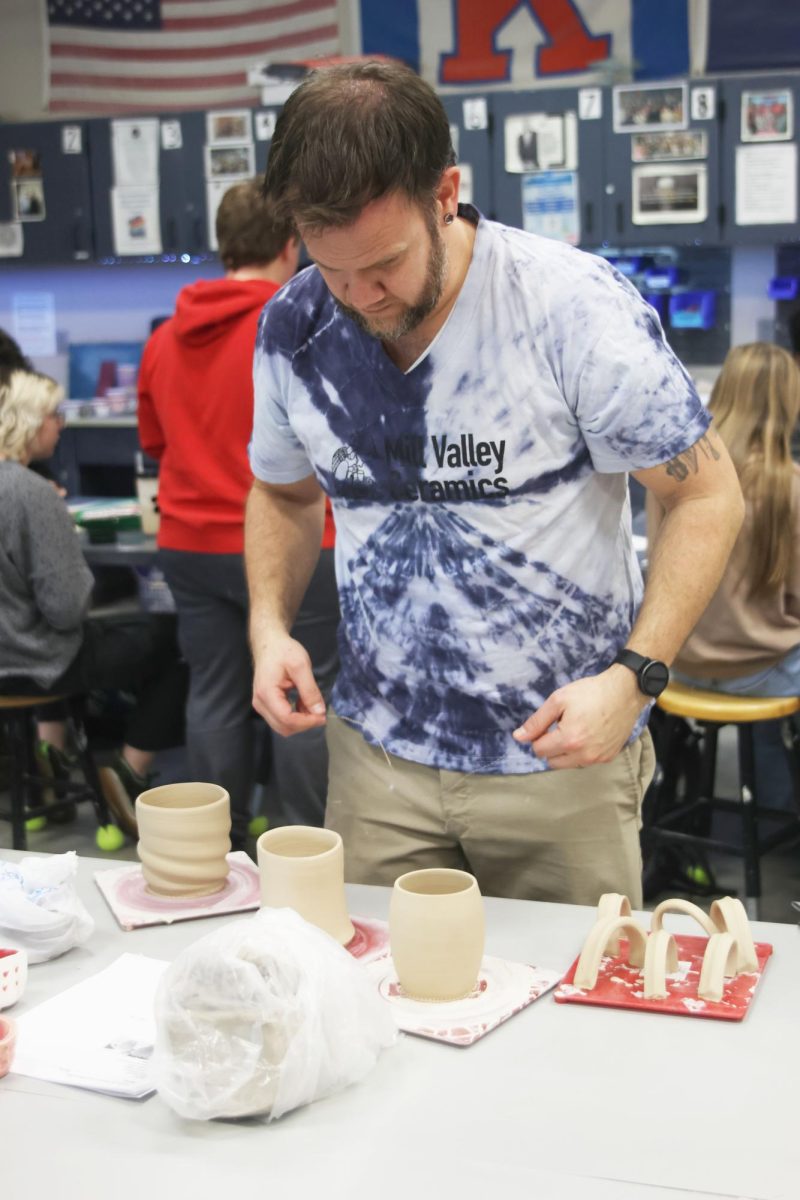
[138,180,339,850]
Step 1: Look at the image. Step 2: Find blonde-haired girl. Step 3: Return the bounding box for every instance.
[671,342,800,693]
[0,369,64,464]
[0,369,187,838]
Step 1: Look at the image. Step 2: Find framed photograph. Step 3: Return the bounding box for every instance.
[631,131,708,163]
[613,82,688,134]
[204,143,255,180]
[741,90,793,142]
[12,178,45,221]
[503,112,578,174]
[632,164,708,225]
[9,149,42,178]
[206,109,252,146]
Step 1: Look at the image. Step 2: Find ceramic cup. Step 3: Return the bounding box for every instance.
[0,1016,16,1078]
[136,782,231,898]
[0,948,27,1010]
[135,475,160,535]
[256,826,354,945]
[389,868,485,1002]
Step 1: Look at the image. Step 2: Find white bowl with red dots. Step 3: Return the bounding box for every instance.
[0,947,27,1010]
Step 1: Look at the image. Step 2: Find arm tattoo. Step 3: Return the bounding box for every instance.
[663,432,721,483]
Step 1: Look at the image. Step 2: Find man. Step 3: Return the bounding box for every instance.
[245,63,744,905]
[516,120,539,170]
[138,180,338,849]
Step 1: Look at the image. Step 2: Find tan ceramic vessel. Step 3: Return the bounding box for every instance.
[256,826,354,945]
[136,782,231,897]
[389,868,485,1002]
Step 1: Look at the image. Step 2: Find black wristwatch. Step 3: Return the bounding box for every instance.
[612,648,670,698]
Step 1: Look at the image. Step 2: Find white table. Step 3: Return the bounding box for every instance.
[2,849,798,1200]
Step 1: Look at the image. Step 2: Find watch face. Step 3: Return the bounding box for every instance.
[640,659,669,697]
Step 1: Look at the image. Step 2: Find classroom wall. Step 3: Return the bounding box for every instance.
[0,260,224,389]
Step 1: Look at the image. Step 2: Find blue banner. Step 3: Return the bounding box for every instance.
[359,0,691,87]
[707,0,800,73]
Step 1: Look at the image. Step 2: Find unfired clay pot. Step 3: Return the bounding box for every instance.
[389,868,485,1002]
[136,782,231,898]
[256,826,355,945]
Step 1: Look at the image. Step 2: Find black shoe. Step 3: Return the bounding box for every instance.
[98,755,151,837]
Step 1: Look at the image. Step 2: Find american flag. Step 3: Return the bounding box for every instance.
[45,0,341,114]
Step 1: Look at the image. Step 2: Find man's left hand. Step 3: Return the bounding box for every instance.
[512,666,649,769]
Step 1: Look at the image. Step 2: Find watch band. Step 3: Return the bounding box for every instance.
[612,648,670,698]
[613,648,648,674]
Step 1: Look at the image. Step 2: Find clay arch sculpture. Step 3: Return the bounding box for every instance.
[698,931,739,1002]
[573,916,648,990]
[596,893,632,954]
[709,897,759,972]
[642,930,679,1000]
[650,898,718,938]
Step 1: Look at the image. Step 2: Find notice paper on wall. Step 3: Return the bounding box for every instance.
[111,118,159,187]
[0,222,23,257]
[206,179,233,251]
[736,143,798,225]
[111,186,162,256]
[12,292,56,357]
[522,171,580,245]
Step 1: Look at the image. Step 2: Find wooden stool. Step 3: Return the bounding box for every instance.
[645,681,800,918]
[0,695,119,851]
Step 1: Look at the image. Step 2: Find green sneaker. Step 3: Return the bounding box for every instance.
[34,741,78,825]
[98,755,152,837]
[248,815,268,839]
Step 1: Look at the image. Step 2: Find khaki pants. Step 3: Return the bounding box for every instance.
[325,711,655,906]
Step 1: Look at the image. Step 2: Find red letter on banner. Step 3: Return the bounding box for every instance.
[440,0,611,84]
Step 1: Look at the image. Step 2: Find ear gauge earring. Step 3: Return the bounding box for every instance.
[443,212,455,225]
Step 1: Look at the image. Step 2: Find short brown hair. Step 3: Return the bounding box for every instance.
[215,178,294,270]
[263,61,455,230]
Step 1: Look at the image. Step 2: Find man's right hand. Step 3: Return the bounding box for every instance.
[251,634,327,737]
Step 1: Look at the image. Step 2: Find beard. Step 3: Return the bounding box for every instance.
[333,211,448,342]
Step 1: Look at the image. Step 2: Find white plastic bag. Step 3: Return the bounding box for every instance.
[0,852,95,963]
[153,907,397,1121]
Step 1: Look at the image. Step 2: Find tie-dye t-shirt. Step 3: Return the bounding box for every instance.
[250,210,710,775]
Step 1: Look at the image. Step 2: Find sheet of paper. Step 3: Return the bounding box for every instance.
[205,178,234,251]
[736,142,798,225]
[0,222,23,256]
[12,292,57,357]
[111,186,162,255]
[522,171,580,245]
[111,118,159,186]
[11,952,169,1099]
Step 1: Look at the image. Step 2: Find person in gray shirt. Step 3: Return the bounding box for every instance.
[0,368,187,837]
